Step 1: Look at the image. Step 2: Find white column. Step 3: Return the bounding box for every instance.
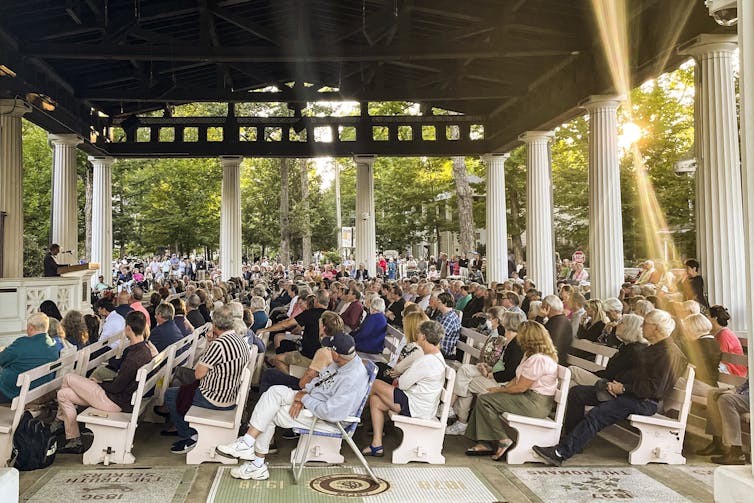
[520,131,555,296]
[736,0,754,479]
[89,156,114,287]
[49,133,83,263]
[680,35,747,335]
[483,153,510,283]
[581,95,625,299]
[354,155,377,277]
[220,156,243,281]
[0,98,31,278]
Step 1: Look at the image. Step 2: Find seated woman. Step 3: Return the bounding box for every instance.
[376,311,429,383]
[576,299,608,342]
[570,313,647,386]
[528,301,545,323]
[62,310,90,349]
[48,318,75,353]
[249,296,269,332]
[680,313,721,396]
[363,320,446,457]
[352,297,388,355]
[464,320,559,461]
[707,305,747,377]
[446,308,526,435]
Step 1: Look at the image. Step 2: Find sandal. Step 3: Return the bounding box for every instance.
[465,443,494,456]
[361,445,385,457]
[491,440,513,462]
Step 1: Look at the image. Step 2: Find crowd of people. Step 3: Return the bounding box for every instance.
[0,251,750,479]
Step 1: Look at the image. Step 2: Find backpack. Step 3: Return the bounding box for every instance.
[12,411,57,471]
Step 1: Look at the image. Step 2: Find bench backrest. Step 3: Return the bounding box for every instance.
[383,325,405,365]
[552,365,572,427]
[719,351,748,387]
[457,327,488,365]
[344,360,378,435]
[567,339,619,372]
[125,350,171,444]
[77,330,128,376]
[662,365,695,425]
[232,347,258,428]
[436,366,457,424]
[11,352,80,430]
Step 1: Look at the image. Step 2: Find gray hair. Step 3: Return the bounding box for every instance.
[27,312,49,333]
[187,294,201,309]
[249,296,266,311]
[419,320,445,345]
[603,297,623,313]
[683,313,713,338]
[501,310,526,332]
[228,301,244,319]
[155,302,175,321]
[633,299,654,317]
[617,313,647,344]
[644,309,676,338]
[212,305,236,331]
[529,301,543,317]
[370,297,386,313]
[542,295,564,313]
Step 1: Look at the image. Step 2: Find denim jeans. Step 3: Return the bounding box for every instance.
[165,387,235,439]
[557,394,658,459]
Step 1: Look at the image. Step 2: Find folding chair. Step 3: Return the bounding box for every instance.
[290,360,379,484]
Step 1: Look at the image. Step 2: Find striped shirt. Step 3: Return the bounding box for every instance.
[199,330,251,406]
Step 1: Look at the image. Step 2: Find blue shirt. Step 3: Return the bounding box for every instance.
[0,333,59,399]
[351,313,387,354]
[301,356,369,423]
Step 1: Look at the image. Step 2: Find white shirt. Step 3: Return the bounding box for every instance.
[100,310,126,347]
[398,352,446,419]
[286,295,299,317]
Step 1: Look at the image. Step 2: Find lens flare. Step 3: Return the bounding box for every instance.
[590,0,690,262]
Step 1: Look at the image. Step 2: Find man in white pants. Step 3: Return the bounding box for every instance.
[216,332,369,480]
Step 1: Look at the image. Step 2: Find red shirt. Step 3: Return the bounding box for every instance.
[715,327,747,377]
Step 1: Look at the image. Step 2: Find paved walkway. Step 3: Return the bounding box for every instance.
[18,422,723,502]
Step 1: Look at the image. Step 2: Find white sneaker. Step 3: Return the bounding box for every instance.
[216,437,255,460]
[445,421,467,435]
[447,408,457,420]
[230,461,270,480]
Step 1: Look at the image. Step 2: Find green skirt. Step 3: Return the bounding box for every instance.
[464,389,554,442]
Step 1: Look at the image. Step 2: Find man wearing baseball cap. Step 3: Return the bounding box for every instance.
[216,332,370,480]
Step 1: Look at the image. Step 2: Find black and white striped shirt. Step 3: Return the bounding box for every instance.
[199,330,251,406]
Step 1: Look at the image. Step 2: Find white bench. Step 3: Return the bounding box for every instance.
[357,325,404,364]
[184,347,257,465]
[567,338,618,373]
[389,365,456,464]
[502,365,571,464]
[76,331,128,377]
[77,348,172,465]
[597,365,695,465]
[0,352,80,467]
[449,327,489,370]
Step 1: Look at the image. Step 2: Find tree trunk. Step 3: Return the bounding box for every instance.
[279,158,291,266]
[508,187,524,264]
[84,166,92,261]
[300,159,312,266]
[452,156,476,255]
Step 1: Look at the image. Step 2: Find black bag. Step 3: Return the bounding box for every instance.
[12,411,58,471]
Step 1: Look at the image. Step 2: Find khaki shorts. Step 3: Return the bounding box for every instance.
[280,351,313,368]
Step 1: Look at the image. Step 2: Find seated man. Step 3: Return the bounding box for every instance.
[533,309,687,466]
[697,381,751,465]
[0,313,60,404]
[352,297,387,355]
[150,302,184,352]
[56,311,153,453]
[165,305,251,453]
[216,332,369,480]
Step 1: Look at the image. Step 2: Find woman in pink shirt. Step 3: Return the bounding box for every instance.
[708,305,747,377]
[463,321,560,461]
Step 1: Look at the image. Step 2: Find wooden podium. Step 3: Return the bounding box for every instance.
[57,263,96,275]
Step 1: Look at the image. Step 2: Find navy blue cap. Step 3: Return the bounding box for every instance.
[321,332,356,356]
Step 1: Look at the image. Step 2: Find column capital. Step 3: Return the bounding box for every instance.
[579,95,625,111]
[518,131,554,144]
[679,34,737,58]
[482,153,510,163]
[219,155,243,167]
[88,156,115,167]
[0,98,31,117]
[48,133,83,146]
[353,155,377,167]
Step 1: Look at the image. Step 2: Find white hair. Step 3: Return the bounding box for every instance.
[370,297,386,313]
[28,312,50,333]
[603,297,623,313]
[542,295,563,313]
[644,309,676,338]
[617,313,647,344]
